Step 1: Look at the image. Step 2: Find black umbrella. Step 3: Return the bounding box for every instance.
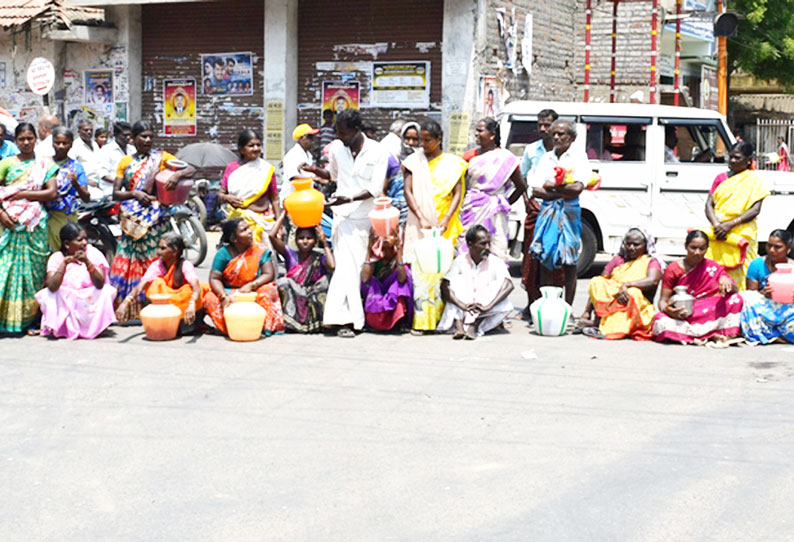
[176,142,238,168]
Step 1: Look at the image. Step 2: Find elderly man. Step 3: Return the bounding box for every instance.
[279,123,319,200]
[380,118,405,157]
[68,120,101,193]
[520,108,562,315]
[0,124,19,159]
[95,121,134,197]
[312,109,389,337]
[438,225,514,340]
[529,119,591,305]
[34,114,59,158]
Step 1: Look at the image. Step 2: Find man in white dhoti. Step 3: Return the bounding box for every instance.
[438,225,514,339]
[317,109,389,337]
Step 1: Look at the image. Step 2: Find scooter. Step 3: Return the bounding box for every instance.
[77,196,120,263]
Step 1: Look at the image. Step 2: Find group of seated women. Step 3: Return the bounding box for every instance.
[578,227,794,345]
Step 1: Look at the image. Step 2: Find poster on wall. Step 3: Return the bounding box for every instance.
[84,70,113,105]
[479,76,504,118]
[370,61,429,108]
[200,52,253,96]
[163,78,197,136]
[321,81,360,121]
[700,65,719,111]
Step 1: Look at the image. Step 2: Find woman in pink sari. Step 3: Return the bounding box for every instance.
[35,223,117,339]
[457,118,529,261]
[269,210,335,333]
[653,230,743,344]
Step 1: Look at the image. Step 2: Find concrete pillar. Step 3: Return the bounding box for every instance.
[106,5,142,122]
[441,0,479,152]
[264,0,298,160]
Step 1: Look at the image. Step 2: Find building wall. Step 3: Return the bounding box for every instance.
[296,0,444,135]
[0,28,128,133]
[141,0,265,149]
[574,0,654,102]
[482,0,577,104]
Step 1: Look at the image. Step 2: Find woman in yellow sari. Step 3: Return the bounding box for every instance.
[578,227,662,340]
[116,232,206,333]
[219,130,281,244]
[705,141,769,289]
[402,119,466,333]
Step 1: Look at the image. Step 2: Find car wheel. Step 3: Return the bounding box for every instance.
[577,220,597,277]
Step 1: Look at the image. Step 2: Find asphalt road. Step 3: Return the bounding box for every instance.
[1,239,792,541]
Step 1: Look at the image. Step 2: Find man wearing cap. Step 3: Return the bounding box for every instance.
[280,123,319,201]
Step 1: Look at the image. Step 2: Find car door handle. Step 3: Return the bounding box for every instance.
[666,171,678,177]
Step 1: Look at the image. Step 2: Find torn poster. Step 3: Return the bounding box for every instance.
[522,14,533,75]
[495,7,519,76]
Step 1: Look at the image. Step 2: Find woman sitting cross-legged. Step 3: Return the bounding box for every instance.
[115,232,207,333]
[578,227,662,340]
[437,225,514,339]
[35,223,117,340]
[653,230,743,345]
[203,218,284,336]
[269,210,334,333]
[740,229,794,344]
[360,229,413,332]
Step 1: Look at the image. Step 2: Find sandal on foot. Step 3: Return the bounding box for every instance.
[582,326,604,339]
[337,328,355,338]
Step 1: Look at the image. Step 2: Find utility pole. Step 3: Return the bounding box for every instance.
[717,0,727,115]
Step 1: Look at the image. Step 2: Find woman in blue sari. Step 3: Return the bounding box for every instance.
[46,127,91,249]
[740,229,794,344]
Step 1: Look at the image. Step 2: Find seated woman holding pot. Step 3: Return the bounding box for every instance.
[203,218,284,336]
[115,232,206,333]
[653,230,743,345]
[740,229,794,344]
[360,229,413,332]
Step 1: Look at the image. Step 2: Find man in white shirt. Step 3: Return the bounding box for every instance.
[95,121,134,197]
[313,109,389,336]
[529,119,591,305]
[280,123,319,201]
[68,120,101,196]
[34,114,59,158]
[438,225,514,339]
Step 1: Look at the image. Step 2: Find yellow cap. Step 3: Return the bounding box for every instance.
[292,123,319,140]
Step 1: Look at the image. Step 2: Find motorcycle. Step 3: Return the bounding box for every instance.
[77,196,120,263]
[77,195,208,267]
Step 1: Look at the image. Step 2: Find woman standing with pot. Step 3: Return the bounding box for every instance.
[109,120,195,307]
[402,119,467,333]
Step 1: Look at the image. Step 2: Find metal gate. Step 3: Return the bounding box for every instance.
[750,119,794,171]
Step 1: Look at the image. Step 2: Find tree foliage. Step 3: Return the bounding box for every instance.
[728,0,794,87]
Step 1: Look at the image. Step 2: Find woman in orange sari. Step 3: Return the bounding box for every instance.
[203,218,284,335]
[578,227,663,340]
[115,232,206,333]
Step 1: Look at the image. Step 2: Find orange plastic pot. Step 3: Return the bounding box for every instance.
[140,293,181,341]
[284,178,324,227]
[368,197,399,237]
[224,292,266,341]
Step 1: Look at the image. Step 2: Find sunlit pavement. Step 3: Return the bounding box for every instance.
[2,240,792,541]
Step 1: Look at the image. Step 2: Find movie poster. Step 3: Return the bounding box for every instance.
[84,70,113,105]
[200,52,253,96]
[163,78,197,136]
[321,81,360,123]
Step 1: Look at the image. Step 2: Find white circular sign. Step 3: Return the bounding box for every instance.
[26,57,55,96]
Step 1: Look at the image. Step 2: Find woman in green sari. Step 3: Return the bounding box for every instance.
[0,122,58,333]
